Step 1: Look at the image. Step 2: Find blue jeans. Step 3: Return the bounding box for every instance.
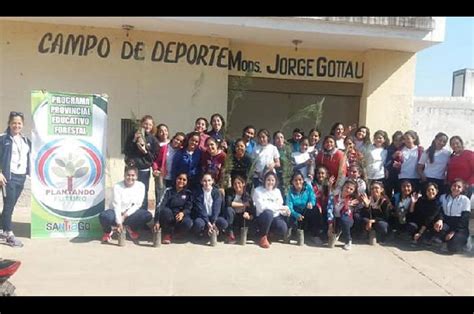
[1,173,26,232]
[437,223,469,253]
[255,210,288,238]
[288,208,321,237]
[335,216,354,244]
[362,218,389,242]
[99,209,152,233]
[137,169,151,210]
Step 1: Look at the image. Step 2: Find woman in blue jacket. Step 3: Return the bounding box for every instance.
[191,173,228,241]
[286,171,320,243]
[153,172,194,244]
[0,111,31,247]
[171,132,202,191]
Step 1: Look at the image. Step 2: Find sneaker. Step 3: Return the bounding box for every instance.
[259,235,270,248]
[6,235,23,248]
[226,231,236,244]
[343,241,352,250]
[126,226,139,241]
[101,232,113,243]
[162,234,172,245]
[0,231,7,241]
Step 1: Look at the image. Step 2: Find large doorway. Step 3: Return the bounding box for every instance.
[227,76,362,139]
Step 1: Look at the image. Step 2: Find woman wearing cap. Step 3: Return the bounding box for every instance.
[0,111,31,247]
[288,128,303,152]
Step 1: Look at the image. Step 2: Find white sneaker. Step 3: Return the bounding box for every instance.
[343,241,352,250]
[6,235,23,248]
[0,230,12,241]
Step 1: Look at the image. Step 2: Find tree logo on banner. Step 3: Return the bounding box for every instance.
[52,155,89,192]
[35,138,104,219]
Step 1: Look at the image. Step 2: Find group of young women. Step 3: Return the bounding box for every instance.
[0,111,472,254]
[114,115,473,253]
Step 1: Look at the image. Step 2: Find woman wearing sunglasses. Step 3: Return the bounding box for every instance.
[0,111,30,247]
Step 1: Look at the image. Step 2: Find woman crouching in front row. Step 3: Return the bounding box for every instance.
[252,172,290,248]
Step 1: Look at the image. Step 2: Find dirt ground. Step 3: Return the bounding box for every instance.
[1,206,473,296]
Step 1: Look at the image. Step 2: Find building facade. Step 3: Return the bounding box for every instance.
[0,17,445,206]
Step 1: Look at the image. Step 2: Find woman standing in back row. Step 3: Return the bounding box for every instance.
[123,115,158,210]
[446,136,474,199]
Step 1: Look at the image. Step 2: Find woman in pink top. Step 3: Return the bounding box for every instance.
[446,136,474,198]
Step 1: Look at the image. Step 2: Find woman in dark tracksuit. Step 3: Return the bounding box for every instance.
[434,179,471,253]
[123,115,158,210]
[191,173,228,240]
[405,182,442,243]
[223,175,255,244]
[171,132,202,192]
[0,111,31,247]
[360,181,392,243]
[153,172,194,245]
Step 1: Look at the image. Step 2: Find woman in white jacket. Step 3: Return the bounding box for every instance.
[252,172,290,248]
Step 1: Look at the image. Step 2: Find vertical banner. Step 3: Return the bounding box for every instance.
[31,91,108,238]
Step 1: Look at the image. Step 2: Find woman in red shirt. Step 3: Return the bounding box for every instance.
[316,135,347,189]
[446,136,474,198]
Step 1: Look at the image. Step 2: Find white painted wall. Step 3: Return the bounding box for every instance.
[413,97,474,149]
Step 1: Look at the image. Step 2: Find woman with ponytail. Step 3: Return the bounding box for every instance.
[417,132,450,195]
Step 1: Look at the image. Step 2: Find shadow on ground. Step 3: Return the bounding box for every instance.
[11,221,31,238]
